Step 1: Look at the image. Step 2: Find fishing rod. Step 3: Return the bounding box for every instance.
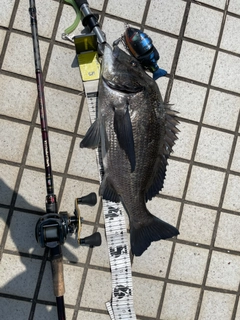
[29,1,101,319]
[75,0,106,45]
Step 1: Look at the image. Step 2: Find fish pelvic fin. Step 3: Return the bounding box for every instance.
[80,119,101,149]
[130,215,179,256]
[99,175,120,203]
[114,105,135,172]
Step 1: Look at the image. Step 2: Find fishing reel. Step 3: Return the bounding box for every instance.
[114,26,167,80]
[35,192,101,249]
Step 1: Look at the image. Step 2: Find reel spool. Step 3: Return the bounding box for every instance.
[35,192,102,249]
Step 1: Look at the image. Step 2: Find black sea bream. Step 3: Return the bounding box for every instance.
[80,44,179,256]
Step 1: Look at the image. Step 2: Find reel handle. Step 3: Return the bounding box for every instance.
[77,192,97,206]
[80,232,101,246]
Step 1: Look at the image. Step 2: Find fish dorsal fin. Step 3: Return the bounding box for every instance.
[113,104,135,172]
[146,105,179,201]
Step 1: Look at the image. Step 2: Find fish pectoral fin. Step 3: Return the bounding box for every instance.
[113,106,135,172]
[80,119,101,149]
[99,175,120,202]
[130,215,179,256]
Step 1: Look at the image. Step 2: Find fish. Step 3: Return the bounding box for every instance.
[80,44,179,256]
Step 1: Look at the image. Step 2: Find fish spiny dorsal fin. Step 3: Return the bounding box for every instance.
[164,104,180,155]
[113,103,136,172]
[145,104,180,201]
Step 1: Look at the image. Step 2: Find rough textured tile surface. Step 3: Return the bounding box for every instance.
[2,33,49,78]
[1,1,240,319]
[173,122,198,160]
[198,0,226,8]
[195,127,233,168]
[185,3,223,45]
[179,204,216,245]
[46,45,83,90]
[133,276,163,317]
[176,41,215,83]
[231,137,240,172]
[14,0,58,38]
[0,164,19,205]
[215,212,240,251]
[0,0,15,27]
[0,74,37,121]
[170,80,206,121]
[26,127,72,172]
[212,51,240,93]
[41,87,82,132]
[5,211,43,255]
[223,174,240,211]
[228,0,240,15]
[106,0,147,23]
[0,29,6,53]
[203,89,240,131]
[161,160,189,198]
[199,291,235,320]
[206,251,240,290]
[161,284,200,320]
[0,298,31,320]
[0,120,29,163]
[132,240,173,277]
[186,166,225,206]
[221,15,240,54]
[146,0,186,35]
[0,253,41,298]
[80,270,111,310]
[169,244,208,284]
[16,169,62,211]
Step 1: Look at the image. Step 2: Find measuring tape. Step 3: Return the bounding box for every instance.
[75,35,137,320]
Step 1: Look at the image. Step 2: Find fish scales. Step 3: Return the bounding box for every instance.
[81,44,179,256]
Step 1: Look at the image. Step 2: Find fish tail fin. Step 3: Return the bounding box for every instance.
[130,215,179,256]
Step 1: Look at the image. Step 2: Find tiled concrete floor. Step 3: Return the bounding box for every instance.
[1,0,240,319]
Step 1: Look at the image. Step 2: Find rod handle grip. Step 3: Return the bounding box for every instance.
[51,255,65,297]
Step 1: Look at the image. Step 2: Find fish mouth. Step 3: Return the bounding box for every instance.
[103,77,143,93]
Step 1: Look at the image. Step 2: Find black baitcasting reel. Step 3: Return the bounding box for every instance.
[35,192,102,249]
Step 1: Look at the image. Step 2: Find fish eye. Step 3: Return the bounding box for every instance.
[130,61,137,67]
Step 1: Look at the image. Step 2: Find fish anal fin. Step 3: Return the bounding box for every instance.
[130,215,179,256]
[80,119,101,149]
[114,105,135,172]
